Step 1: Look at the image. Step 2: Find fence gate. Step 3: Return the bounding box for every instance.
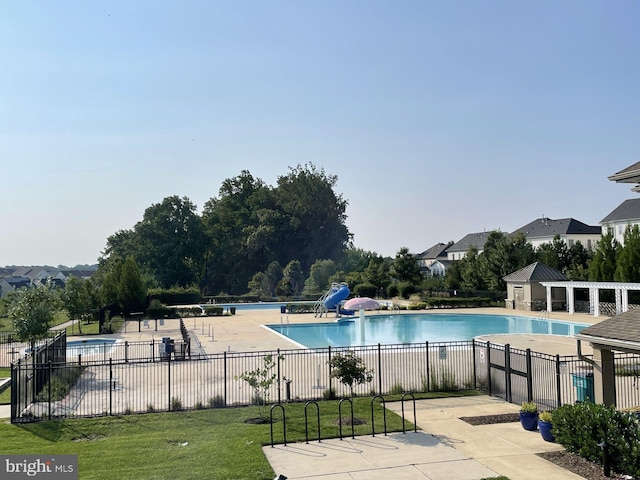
[483,342,533,405]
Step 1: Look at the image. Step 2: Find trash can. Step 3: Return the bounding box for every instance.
[230,306,236,315]
[280,305,287,314]
[572,372,594,402]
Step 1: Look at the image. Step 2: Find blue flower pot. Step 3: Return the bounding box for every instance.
[519,411,538,431]
[539,420,555,442]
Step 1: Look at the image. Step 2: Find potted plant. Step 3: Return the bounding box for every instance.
[538,410,554,442]
[519,401,539,431]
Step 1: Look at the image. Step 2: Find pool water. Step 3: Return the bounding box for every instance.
[67,338,118,357]
[267,313,588,348]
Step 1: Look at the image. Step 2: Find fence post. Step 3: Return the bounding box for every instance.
[109,358,113,416]
[526,348,533,402]
[486,341,492,396]
[555,354,562,408]
[223,351,227,407]
[425,341,430,392]
[505,344,512,403]
[472,340,477,390]
[48,361,52,420]
[167,353,172,411]
[328,346,332,397]
[277,349,281,404]
[377,343,382,396]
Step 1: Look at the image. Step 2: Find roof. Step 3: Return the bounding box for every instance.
[0,276,31,288]
[600,198,640,224]
[609,162,640,183]
[576,308,640,351]
[511,217,600,238]
[503,262,568,282]
[448,231,494,253]
[417,243,450,259]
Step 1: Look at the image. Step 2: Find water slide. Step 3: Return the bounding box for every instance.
[314,282,353,317]
[324,283,350,309]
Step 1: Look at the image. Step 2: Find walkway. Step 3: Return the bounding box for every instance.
[264,395,585,480]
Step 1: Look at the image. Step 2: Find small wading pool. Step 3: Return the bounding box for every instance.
[267,313,589,349]
[67,338,118,357]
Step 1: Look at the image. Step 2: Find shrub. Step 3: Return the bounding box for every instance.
[430,369,456,392]
[208,395,225,408]
[389,382,405,395]
[35,366,85,402]
[520,401,538,413]
[203,306,223,316]
[146,299,177,319]
[553,402,640,477]
[322,388,336,400]
[353,283,377,298]
[539,410,553,422]
[170,397,183,411]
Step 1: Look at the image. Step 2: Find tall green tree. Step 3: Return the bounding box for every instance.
[62,276,98,332]
[459,246,487,290]
[201,171,274,295]
[615,225,640,282]
[274,164,350,274]
[482,231,535,291]
[135,196,205,288]
[303,259,337,296]
[7,282,61,353]
[118,257,146,316]
[280,260,305,296]
[589,231,619,281]
[391,247,422,284]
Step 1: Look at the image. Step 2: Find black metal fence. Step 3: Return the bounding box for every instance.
[10,331,67,421]
[10,338,640,423]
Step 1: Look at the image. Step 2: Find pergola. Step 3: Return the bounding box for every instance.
[539,281,640,317]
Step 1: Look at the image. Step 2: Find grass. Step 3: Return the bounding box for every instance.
[0,367,10,405]
[0,396,426,480]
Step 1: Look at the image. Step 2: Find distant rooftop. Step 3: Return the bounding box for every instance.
[511,217,600,238]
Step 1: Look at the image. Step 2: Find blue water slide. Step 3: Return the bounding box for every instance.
[323,284,350,310]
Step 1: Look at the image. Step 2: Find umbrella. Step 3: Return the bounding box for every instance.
[343,297,380,311]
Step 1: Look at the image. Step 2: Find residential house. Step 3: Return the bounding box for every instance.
[511,216,601,251]
[428,259,453,277]
[0,276,31,299]
[446,231,494,260]
[600,198,640,246]
[416,242,450,275]
[608,161,640,192]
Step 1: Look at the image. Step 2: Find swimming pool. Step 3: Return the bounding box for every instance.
[267,313,588,348]
[67,338,118,357]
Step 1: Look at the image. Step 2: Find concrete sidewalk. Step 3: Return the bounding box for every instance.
[264,396,585,480]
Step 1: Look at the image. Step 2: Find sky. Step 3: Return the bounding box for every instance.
[1,1,639,267]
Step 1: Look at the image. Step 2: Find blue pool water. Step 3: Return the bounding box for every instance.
[67,338,118,357]
[267,313,588,348]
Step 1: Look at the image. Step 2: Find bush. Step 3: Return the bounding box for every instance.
[387,284,399,298]
[553,402,640,477]
[148,287,201,306]
[353,283,377,298]
[397,282,417,299]
[35,366,85,402]
[203,306,223,316]
[146,299,177,319]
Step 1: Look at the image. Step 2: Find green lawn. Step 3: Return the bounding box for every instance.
[0,393,474,480]
[0,367,10,404]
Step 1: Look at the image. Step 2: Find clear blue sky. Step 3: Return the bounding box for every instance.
[1,1,638,267]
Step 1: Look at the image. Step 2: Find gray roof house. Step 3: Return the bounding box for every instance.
[416,242,450,272]
[502,262,568,311]
[511,216,601,250]
[0,276,31,299]
[575,307,640,406]
[600,198,640,246]
[609,161,640,192]
[447,232,494,260]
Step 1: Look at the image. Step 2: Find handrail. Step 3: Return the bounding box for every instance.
[338,398,355,440]
[370,395,387,437]
[270,404,287,447]
[304,401,321,444]
[400,392,417,433]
